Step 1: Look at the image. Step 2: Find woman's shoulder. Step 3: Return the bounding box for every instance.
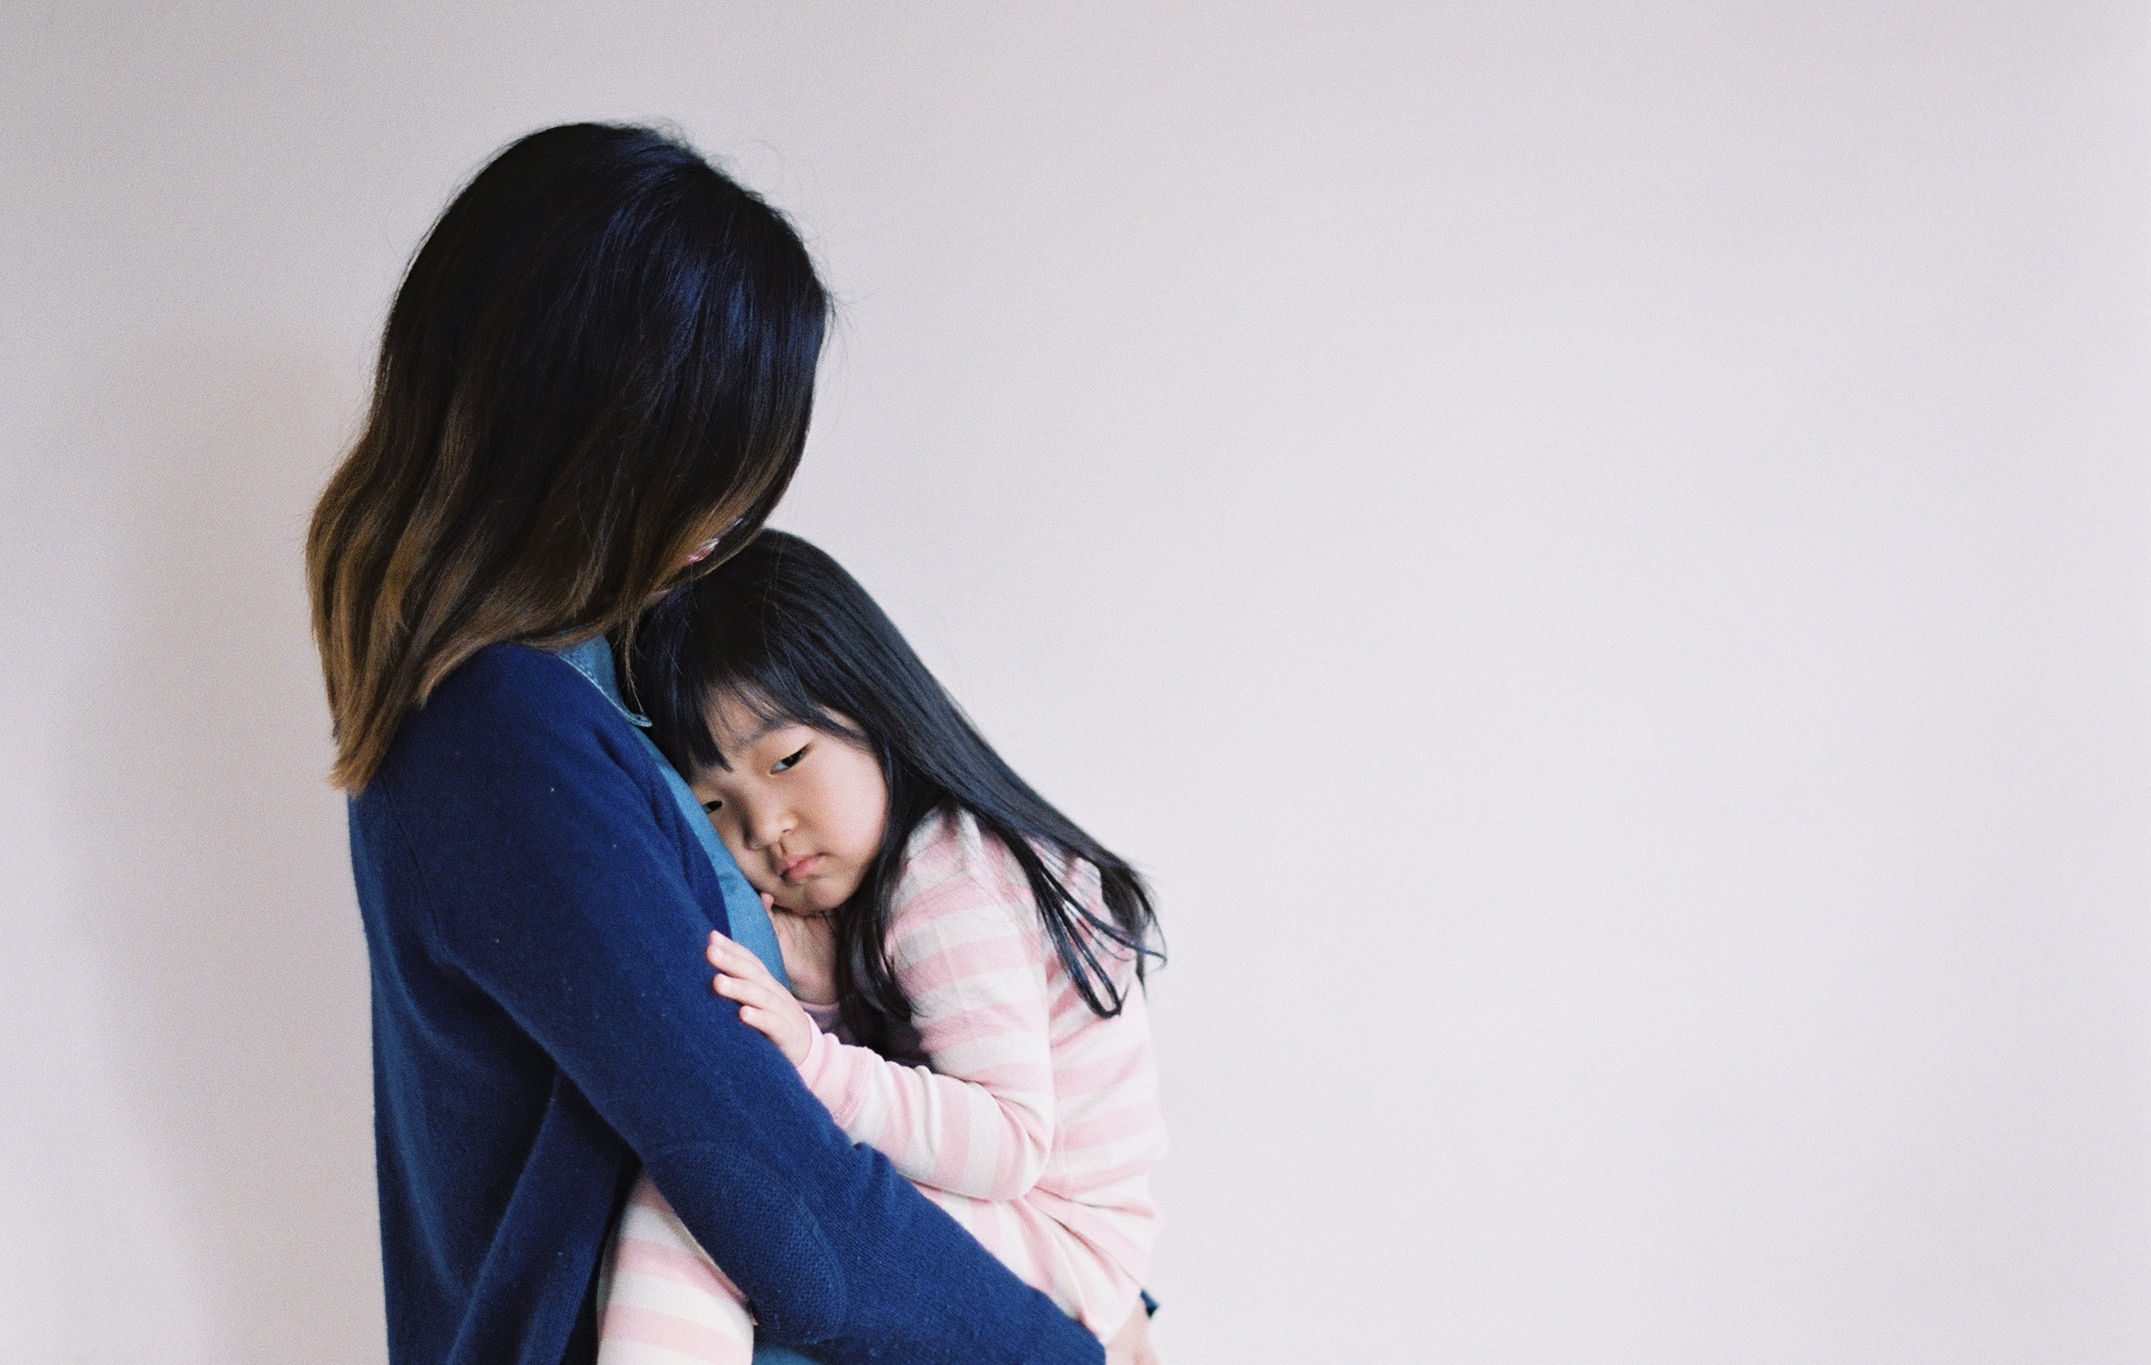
[367,642,641,799]
[426,641,595,718]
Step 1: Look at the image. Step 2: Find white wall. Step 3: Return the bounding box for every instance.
[4,4,2146,1362]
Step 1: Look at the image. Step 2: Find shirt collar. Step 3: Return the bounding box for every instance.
[552,636,654,729]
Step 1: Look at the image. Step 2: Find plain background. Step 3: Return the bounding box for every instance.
[3,4,2146,1362]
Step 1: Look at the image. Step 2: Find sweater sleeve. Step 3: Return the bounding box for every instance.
[376,648,1099,1365]
[793,866,1058,1201]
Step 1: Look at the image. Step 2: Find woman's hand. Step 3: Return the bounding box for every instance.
[709,929,817,1065]
[767,895,839,1006]
[1104,1301,1160,1365]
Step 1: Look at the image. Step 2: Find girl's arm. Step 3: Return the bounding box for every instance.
[715,833,1164,1339]
[711,869,1061,1202]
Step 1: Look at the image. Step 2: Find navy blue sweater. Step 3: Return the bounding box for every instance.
[349,643,1102,1365]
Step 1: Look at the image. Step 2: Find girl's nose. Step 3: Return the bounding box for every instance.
[743,805,791,851]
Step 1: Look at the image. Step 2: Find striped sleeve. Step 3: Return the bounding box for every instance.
[793,857,1058,1202]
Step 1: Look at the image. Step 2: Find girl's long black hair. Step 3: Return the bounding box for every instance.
[629,531,1161,1049]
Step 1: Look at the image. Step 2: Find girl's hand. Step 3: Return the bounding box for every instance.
[766,894,839,1007]
[708,930,817,1065]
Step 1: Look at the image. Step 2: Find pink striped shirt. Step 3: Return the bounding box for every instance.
[599,809,1165,1362]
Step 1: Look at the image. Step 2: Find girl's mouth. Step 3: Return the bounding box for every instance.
[778,853,822,883]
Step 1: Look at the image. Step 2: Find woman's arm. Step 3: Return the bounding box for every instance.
[382,646,1100,1365]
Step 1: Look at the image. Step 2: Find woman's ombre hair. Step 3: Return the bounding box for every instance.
[307,123,828,790]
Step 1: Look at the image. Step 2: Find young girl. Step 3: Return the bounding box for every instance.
[598,532,1167,1364]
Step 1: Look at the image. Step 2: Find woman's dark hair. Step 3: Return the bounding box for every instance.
[308,122,828,790]
[631,531,1162,1044]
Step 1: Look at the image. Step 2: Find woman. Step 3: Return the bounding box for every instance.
[305,123,1119,1365]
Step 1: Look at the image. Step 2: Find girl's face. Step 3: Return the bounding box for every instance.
[688,694,889,918]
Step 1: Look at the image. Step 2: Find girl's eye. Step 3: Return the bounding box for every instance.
[771,745,808,774]
[700,799,723,814]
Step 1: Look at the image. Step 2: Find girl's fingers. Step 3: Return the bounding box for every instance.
[707,931,779,986]
[708,930,811,1061]
[712,969,784,1014]
[733,1004,787,1046]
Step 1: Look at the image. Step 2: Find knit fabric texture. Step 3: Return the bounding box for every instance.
[348,643,1101,1365]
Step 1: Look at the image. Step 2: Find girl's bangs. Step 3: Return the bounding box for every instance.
[696,668,867,771]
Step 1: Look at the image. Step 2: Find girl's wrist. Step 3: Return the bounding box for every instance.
[792,1023,871,1130]
[795,1019,834,1085]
